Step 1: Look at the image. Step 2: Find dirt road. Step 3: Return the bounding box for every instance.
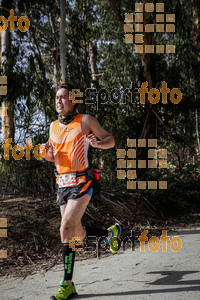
[0,228,200,300]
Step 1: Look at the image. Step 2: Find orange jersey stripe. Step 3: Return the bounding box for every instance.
[49,114,90,174]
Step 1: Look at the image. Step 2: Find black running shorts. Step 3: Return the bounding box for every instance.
[56,175,93,206]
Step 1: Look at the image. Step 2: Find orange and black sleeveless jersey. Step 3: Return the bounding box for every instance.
[49,114,91,175]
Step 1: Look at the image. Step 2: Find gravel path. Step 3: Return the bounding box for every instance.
[0,228,200,300]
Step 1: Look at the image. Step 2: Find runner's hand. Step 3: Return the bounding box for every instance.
[41,141,54,162]
[42,141,52,152]
[85,134,99,148]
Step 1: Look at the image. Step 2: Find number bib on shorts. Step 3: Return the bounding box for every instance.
[59,173,77,188]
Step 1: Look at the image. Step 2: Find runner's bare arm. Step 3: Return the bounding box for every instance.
[83,115,115,149]
[43,141,54,162]
[43,122,55,162]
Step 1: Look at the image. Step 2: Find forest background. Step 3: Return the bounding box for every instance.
[0,0,199,276]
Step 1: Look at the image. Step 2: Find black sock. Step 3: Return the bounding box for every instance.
[85,227,109,239]
[63,243,76,281]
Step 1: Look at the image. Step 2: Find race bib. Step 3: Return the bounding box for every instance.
[59,173,77,188]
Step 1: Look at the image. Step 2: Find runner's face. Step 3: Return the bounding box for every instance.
[56,88,74,116]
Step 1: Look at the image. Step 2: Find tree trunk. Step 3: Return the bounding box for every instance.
[89,41,99,87]
[83,0,90,88]
[109,0,158,139]
[0,29,14,141]
[140,0,157,140]
[108,0,124,24]
[50,10,60,88]
[191,0,200,156]
[78,0,89,114]
[60,0,67,83]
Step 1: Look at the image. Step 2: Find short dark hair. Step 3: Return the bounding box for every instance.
[56,83,76,93]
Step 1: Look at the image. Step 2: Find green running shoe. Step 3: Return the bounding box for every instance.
[50,280,78,300]
[104,223,122,254]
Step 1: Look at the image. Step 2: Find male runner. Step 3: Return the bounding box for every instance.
[43,84,122,300]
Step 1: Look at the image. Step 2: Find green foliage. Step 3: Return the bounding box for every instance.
[0,0,199,200]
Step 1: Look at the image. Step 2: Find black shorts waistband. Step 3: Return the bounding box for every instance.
[54,166,94,179]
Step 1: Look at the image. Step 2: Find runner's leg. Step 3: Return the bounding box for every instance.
[60,203,111,242]
[60,193,91,242]
[60,204,86,240]
[60,193,91,285]
[60,202,67,218]
[59,193,119,288]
